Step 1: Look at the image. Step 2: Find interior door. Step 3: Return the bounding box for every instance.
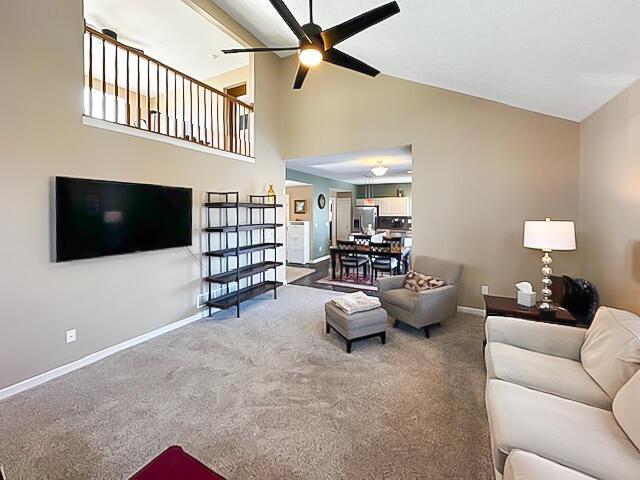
[336,197,351,241]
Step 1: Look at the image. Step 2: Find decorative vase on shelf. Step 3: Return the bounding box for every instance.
[267,184,276,203]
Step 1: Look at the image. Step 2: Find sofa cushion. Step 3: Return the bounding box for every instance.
[581,307,640,398]
[486,379,640,480]
[613,370,640,450]
[504,450,597,480]
[381,288,417,311]
[486,342,611,409]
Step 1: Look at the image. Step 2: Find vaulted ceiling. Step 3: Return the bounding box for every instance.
[211,0,640,121]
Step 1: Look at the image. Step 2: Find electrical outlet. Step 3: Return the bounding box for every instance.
[66,329,77,344]
[196,289,223,308]
[481,285,489,295]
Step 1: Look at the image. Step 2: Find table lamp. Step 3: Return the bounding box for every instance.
[523,218,576,310]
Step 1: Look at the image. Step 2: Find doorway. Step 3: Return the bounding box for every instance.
[224,83,247,151]
[335,195,352,242]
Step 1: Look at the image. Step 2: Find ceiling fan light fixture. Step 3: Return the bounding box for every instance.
[371,161,388,177]
[299,47,323,67]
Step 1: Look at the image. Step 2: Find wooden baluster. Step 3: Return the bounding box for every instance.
[204,89,208,146]
[147,60,150,130]
[233,102,238,154]
[165,67,169,135]
[115,44,118,123]
[137,55,141,128]
[197,84,200,142]
[209,90,214,148]
[242,105,246,156]
[126,49,130,126]
[216,94,221,149]
[88,32,93,118]
[182,76,186,139]
[102,37,106,120]
[173,70,177,137]
[190,81,194,141]
[156,62,160,133]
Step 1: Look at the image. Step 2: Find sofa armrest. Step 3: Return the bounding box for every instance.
[377,275,406,294]
[414,285,458,316]
[486,316,586,361]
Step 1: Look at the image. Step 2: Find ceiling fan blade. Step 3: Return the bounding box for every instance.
[222,47,299,54]
[269,0,310,42]
[320,1,400,50]
[324,48,380,77]
[293,63,310,89]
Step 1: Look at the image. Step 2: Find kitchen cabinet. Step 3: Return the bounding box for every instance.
[356,197,411,216]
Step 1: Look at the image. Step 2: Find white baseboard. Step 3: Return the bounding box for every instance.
[310,255,330,264]
[0,310,208,401]
[458,305,485,316]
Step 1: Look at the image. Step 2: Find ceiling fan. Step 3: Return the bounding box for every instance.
[222,0,400,89]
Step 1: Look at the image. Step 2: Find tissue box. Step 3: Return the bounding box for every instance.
[517,291,537,307]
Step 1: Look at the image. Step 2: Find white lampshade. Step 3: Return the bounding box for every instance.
[523,218,576,251]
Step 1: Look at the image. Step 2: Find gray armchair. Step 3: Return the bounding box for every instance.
[377,255,463,337]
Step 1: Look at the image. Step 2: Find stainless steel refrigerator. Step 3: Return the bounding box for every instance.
[352,205,379,233]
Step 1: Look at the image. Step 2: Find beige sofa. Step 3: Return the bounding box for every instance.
[484,306,640,480]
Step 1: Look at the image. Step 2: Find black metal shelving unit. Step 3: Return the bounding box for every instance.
[203,191,283,318]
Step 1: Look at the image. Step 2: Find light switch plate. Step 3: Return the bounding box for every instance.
[481,285,489,295]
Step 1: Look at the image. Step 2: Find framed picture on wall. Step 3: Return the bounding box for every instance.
[294,200,307,214]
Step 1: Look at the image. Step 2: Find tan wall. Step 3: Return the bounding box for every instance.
[579,80,640,313]
[278,57,581,307]
[286,186,313,222]
[204,65,253,102]
[0,0,284,389]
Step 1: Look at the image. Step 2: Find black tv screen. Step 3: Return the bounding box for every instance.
[55,177,192,262]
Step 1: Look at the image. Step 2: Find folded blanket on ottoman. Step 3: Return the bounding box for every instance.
[331,291,381,314]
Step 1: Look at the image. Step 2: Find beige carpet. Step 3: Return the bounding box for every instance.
[0,285,492,479]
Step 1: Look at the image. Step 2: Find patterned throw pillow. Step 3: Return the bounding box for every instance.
[403,271,446,292]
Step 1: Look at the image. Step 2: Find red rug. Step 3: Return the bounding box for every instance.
[130,446,225,480]
[318,272,394,291]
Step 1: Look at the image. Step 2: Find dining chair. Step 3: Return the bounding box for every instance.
[337,240,369,282]
[351,234,371,247]
[369,242,398,284]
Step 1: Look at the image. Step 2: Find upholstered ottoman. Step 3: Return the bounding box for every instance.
[324,301,388,353]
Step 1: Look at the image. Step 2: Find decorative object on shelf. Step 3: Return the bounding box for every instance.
[397,187,403,197]
[515,281,536,307]
[294,199,307,214]
[317,193,326,209]
[371,160,388,177]
[267,184,276,203]
[203,191,283,318]
[221,0,401,90]
[523,218,576,310]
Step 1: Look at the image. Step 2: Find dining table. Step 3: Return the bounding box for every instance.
[329,245,412,280]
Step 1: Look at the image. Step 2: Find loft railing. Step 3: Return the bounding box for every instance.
[83,26,254,158]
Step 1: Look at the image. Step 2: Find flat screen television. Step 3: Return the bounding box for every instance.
[55,177,192,262]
